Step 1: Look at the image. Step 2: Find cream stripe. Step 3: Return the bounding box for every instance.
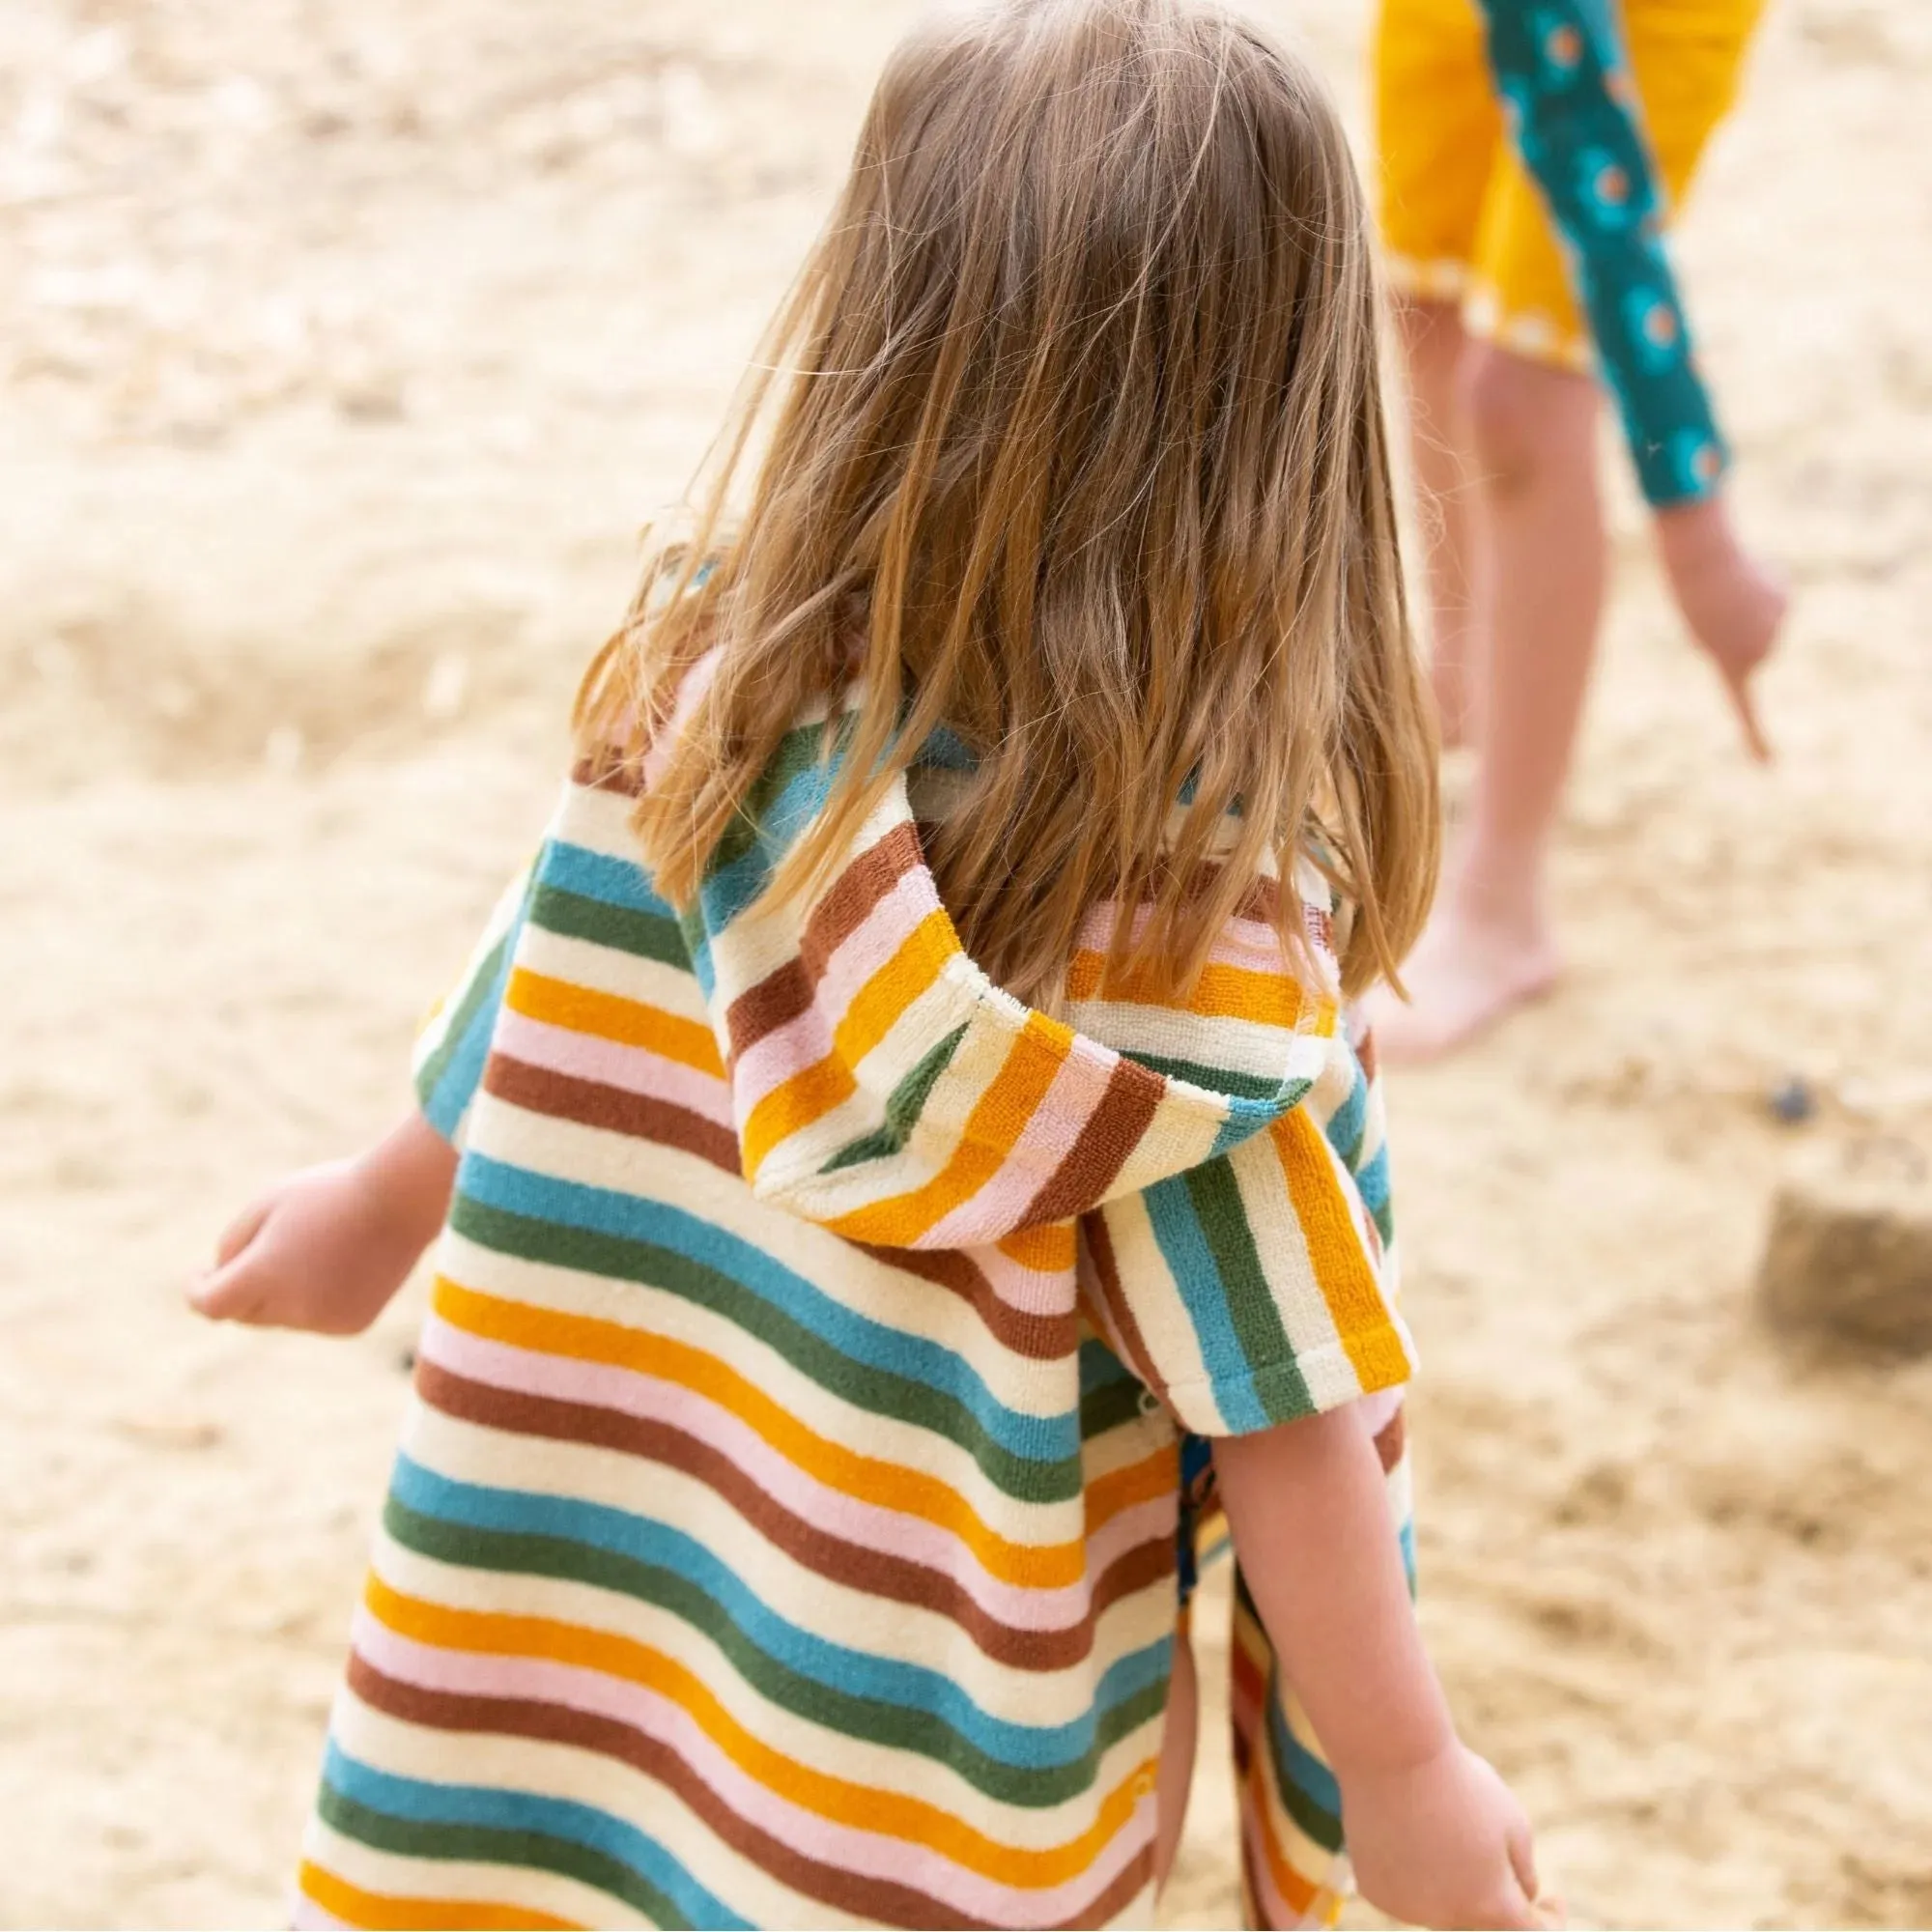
[321,1688,824,1929]
[302,1808,654,1927]
[421,1233,1087,1552]
[515,922,713,1024]
[398,1401,1126,1728]
[457,1104,1073,1419]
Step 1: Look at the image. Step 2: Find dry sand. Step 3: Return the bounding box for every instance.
[4,0,1931,1924]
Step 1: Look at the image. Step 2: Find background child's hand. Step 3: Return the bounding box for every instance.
[189,1112,457,1334]
[1656,491,1787,764]
[1342,1740,1562,1930]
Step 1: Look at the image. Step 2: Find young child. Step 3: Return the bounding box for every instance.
[1372,0,1785,1060]
[194,4,1555,1926]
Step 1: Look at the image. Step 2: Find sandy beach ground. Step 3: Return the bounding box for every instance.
[4,0,1930,1924]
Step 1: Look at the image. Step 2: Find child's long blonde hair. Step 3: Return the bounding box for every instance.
[580,0,1437,1005]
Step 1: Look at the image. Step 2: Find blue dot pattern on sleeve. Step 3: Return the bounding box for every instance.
[1478,0,1730,506]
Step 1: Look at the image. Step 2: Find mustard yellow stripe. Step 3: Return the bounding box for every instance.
[997,1221,1078,1273]
[826,1010,1072,1245]
[505,968,724,1076]
[1066,951,1325,1033]
[1085,1445,1173,1535]
[739,1056,855,1180]
[738,908,954,1179]
[833,906,958,1066]
[298,1860,580,1931]
[433,1277,1086,1589]
[364,1578,1155,1890]
[1244,1761,1329,1923]
[1268,1113,1406,1391]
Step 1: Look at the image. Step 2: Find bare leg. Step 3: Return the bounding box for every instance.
[1394,298,1487,749]
[1375,347,1602,1063]
[1153,1620,1199,1892]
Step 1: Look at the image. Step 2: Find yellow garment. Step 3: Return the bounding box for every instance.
[1373,0,1765,368]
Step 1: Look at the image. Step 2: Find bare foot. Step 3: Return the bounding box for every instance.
[1369,895,1561,1065]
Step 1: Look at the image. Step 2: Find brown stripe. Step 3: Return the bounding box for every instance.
[483,1054,738,1174]
[852,1242,1077,1362]
[1080,1211,1173,1413]
[1055,1844,1155,1931]
[345,1655,999,1931]
[723,820,925,1059]
[416,1361,1171,1671]
[1355,1023,1379,1085]
[570,748,645,798]
[1016,1057,1166,1228]
[721,956,816,1063]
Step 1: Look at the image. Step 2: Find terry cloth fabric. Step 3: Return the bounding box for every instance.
[297,693,1415,1930]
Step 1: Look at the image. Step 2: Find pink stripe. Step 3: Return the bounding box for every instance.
[922,1039,1121,1247]
[352,1614,1151,1925]
[1237,1778,1341,1930]
[416,1317,1108,1632]
[494,1010,732,1126]
[730,867,942,1115]
[639,652,720,789]
[946,1236,1088,1325]
[1073,901,1297,978]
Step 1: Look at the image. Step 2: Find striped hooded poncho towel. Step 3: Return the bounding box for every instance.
[297,693,1417,1930]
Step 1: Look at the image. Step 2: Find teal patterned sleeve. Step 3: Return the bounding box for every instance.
[1478,0,1728,506]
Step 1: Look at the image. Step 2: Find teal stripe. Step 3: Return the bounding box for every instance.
[317,1780,697,1928]
[1180,1160,1311,1425]
[384,1492,1168,1809]
[414,867,536,1137]
[447,1192,1081,1505]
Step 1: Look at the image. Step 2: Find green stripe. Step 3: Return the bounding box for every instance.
[822,1023,968,1174]
[528,882,688,967]
[317,1782,688,1927]
[384,1500,1161,1809]
[1263,1712,1345,1855]
[1079,1374,1149,1439]
[1122,1050,1297,1104]
[448,1195,1081,1505]
[1181,1161,1312,1423]
[1232,1566,1344,1853]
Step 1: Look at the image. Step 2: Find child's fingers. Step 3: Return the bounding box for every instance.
[187,1266,255,1321]
[189,1238,280,1322]
[1505,1810,1541,1905]
[1487,1875,1548,1931]
[213,1194,275,1267]
[195,1287,270,1325]
[1723,665,1773,764]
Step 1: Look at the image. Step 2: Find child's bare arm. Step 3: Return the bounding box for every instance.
[1216,1406,1559,1930]
[189,1110,456,1334]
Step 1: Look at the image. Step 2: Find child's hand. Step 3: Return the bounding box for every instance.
[190,1160,422,1334]
[1656,491,1787,764]
[1342,1740,1562,1930]
[189,1112,458,1335]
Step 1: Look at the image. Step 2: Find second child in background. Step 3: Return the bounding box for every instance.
[1373,0,1785,1060]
